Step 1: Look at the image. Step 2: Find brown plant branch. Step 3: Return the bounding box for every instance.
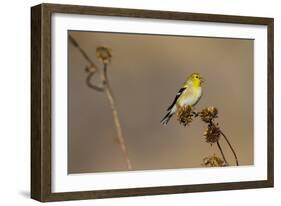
[220,131,239,166]
[69,35,97,67]
[69,35,132,170]
[208,119,239,166]
[177,105,239,167]
[101,63,132,170]
[216,141,228,166]
[86,72,105,92]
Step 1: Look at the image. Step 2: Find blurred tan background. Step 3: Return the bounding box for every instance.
[68,31,253,173]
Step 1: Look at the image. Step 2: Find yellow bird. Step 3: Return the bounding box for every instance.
[161,73,204,124]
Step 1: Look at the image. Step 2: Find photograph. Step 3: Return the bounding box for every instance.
[31,3,273,201]
[67,31,253,174]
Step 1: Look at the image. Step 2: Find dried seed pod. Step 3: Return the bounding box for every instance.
[96,47,112,64]
[176,105,194,126]
[200,106,218,123]
[202,154,225,167]
[204,123,221,143]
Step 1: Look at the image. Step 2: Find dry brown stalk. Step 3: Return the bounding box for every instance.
[220,130,239,166]
[69,35,132,170]
[101,63,132,170]
[177,105,239,166]
[216,141,228,166]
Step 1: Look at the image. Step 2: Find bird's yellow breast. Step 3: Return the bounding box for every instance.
[177,86,202,107]
[192,78,202,87]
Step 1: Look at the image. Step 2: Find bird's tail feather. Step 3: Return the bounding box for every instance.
[161,111,174,125]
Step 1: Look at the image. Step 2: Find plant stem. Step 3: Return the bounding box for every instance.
[220,131,239,166]
[102,63,132,170]
[216,141,228,166]
[86,72,105,92]
[69,35,132,170]
[207,119,238,167]
[69,35,97,67]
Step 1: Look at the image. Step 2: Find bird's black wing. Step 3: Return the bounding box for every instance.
[167,87,186,111]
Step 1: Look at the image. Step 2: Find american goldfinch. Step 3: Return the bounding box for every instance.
[161,73,204,124]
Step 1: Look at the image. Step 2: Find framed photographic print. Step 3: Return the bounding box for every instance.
[31,3,274,202]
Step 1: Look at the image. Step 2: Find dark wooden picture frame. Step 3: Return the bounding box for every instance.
[31,3,274,202]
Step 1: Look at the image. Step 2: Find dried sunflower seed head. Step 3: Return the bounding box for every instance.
[176,105,194,126]
[202,154,226,167]
[204,123,221,144]
[200,107,218,123]
[96,47,112,64]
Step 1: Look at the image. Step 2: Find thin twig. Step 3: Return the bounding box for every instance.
[70,35,105,91]
[194,111,238,167]
[69,35,132,170]
[102,63,132,170]
[207,119,239,166]
[220,131,239,166]
[216,141,228,166]
[69,35,96,67]
[86,72,105,92]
